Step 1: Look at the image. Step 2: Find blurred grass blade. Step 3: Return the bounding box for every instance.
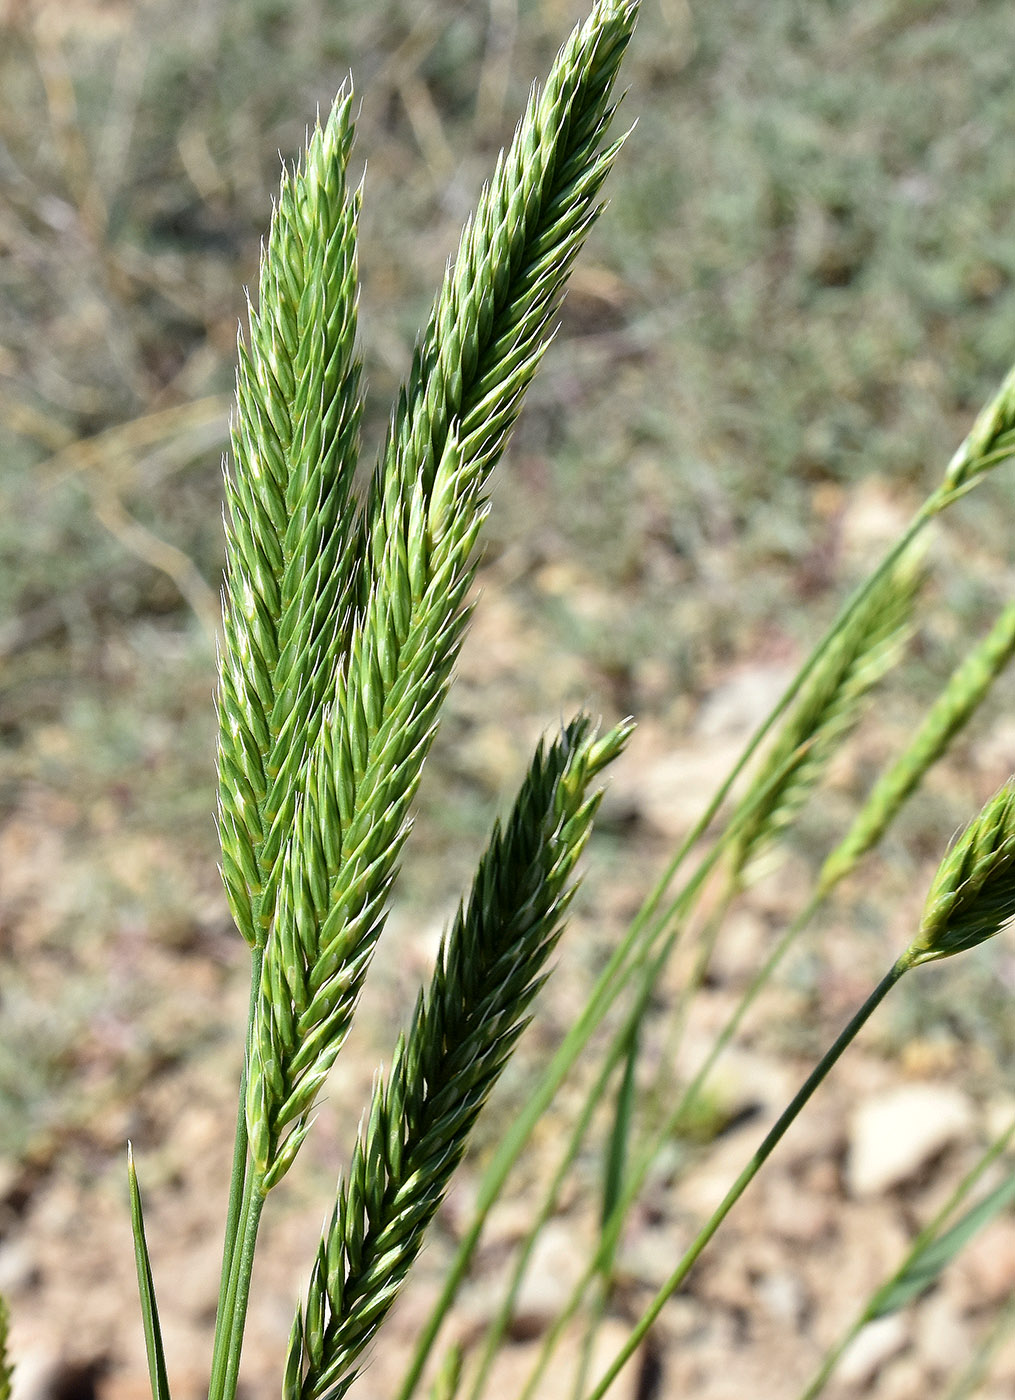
[939,1292,1015,1400]
[427,1347,463,1400]
[797,1102,1015,1399]
[584,957,912,1400]
[0,1293,12,1400]
[728,544,921,885]
[601,1025,638,1246]
[819,597,1015,895]
[570,1029,639,1400]
[868,1171,1015,1320]
[128,1144,172,1400]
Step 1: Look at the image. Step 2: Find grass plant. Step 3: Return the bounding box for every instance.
[6,2,1015,1398]
[189,25,1015,1391]
[141,4,643,1398]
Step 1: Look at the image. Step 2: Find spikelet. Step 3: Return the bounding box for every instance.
[360,0,639,588]
[728,546,921,885]
[819,600,1015,894]
[241,0,641,1187]
[284,717,634,1400]
[909,778,1015,965]
[942,361,1015,498]
[247,430,483,1185]
[218,89,363,946]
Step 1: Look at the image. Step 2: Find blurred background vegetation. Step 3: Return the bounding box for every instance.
[3,0,1015,1393]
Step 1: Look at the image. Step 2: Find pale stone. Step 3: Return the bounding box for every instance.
[915,1292,970,1373]
[847,1084,974,1196]
[511,1220,588,1332]
[0,1240,37,1293]
[836,1315,908,1387]
[756,1268,810,1326]
[635,738,745,837]
[695,663,796,740]
[955,1219,1015,1304]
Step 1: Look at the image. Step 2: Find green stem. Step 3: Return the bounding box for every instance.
[569,1282,606,1400]
[799,1114,1015,1400]
[208,948,264,1400]
[939,1290,1015,1400]
[582,953,914,1400]
[466,1028,631,1400]
[474,765,868,1400]
[219,1176,267,1400]
[624,494,943,933]
[511,896,821,1400]
[208,1161,267,1400]
[648,871,739,1109]
[398,486,952,1400]
[458,848,725,1400]
[395,859,711,1400]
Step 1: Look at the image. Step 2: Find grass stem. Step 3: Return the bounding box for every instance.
[583,953,913,1400]
[208,949,263,1400]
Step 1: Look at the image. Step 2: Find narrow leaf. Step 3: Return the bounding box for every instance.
[128,1144,172,1400]
[868,1171,1015,1320]
[0,1292,13,1400]
[427,1346,463,1400]
[601,1026,638,1237]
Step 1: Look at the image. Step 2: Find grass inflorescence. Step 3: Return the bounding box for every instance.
[21,2,1013,1397]
[160,5,645,1400]
[286,717,632,1400]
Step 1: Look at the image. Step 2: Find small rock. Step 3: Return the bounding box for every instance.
[756,1269,809,1326]
[847,1085,973,1196]
[0,1240,39,1293]
[695,663,796,741]
[916,1293,970,1372]
[955,1219,1015,1304]
[837,1315,908,1387]
[635,739,745,838]
[511,1221,587,1335]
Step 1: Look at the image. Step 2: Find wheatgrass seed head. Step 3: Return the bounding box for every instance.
[286,714,632,1400]
[729,545,920,887]
[818,599,1015,898]
[909,777,1015,965]
[943,360,1015,496]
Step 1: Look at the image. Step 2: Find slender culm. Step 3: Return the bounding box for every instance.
[0,1295,11,1400]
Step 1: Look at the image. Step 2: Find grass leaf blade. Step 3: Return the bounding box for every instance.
[868,1171,1015,1320]
[0,1293,12,1400]
[128,1144,172,1400]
